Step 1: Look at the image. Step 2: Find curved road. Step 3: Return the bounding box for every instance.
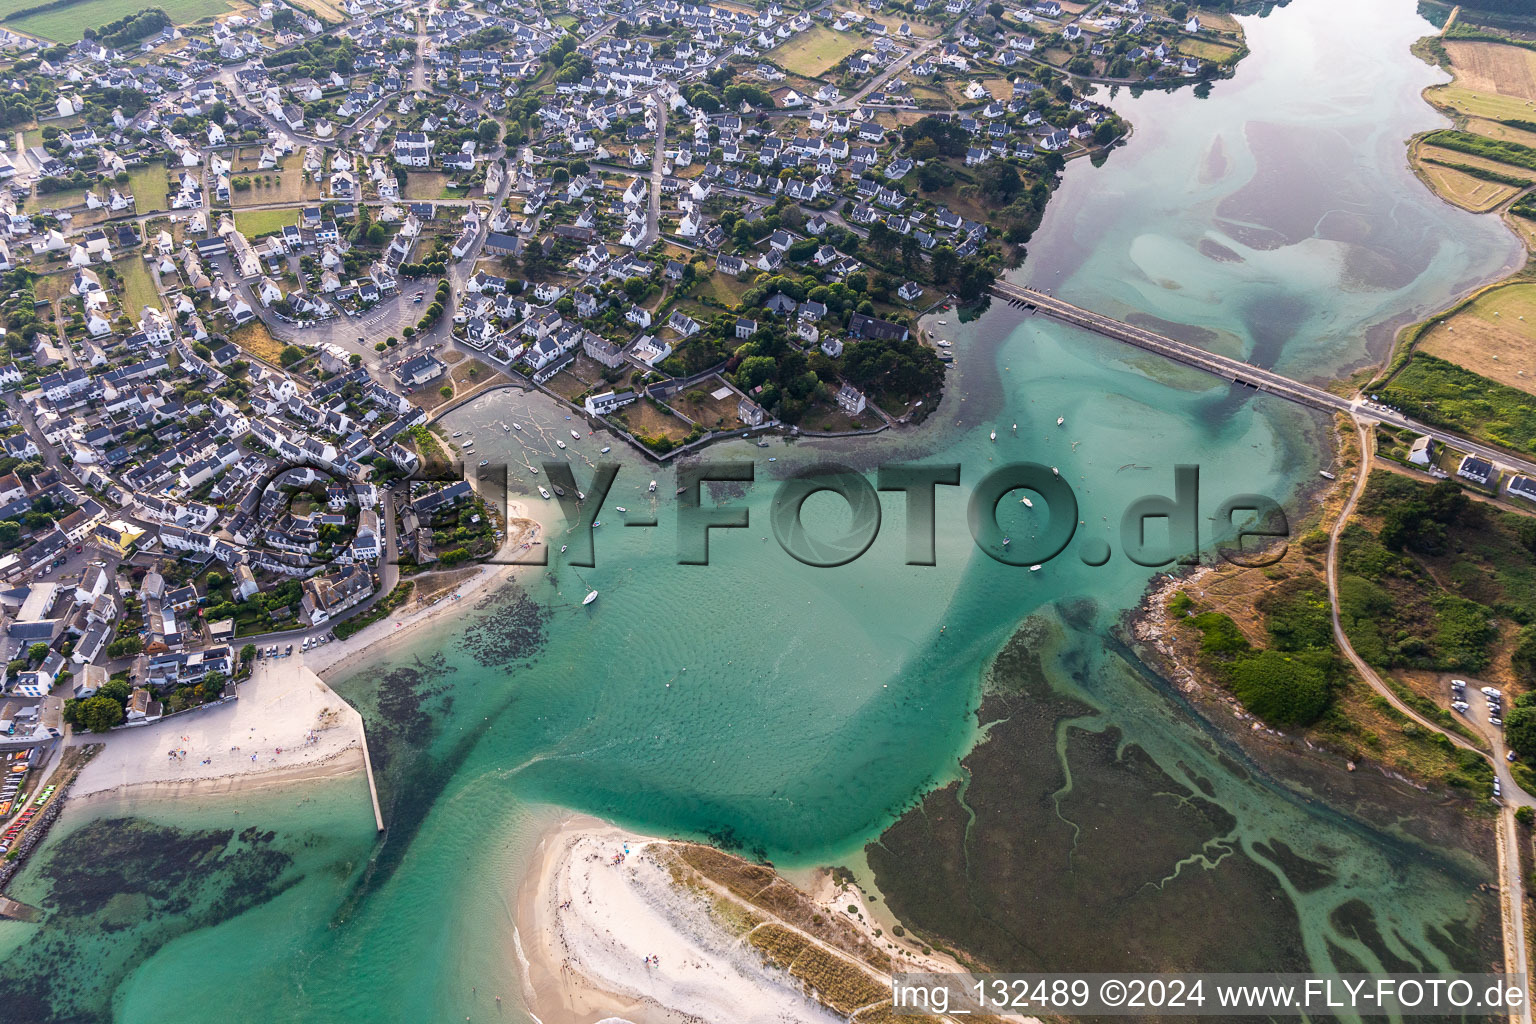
[1328,417,1533,1020]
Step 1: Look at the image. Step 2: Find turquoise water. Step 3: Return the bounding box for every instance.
[0,0,1525,1020]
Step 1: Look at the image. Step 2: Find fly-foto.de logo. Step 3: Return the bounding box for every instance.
[409,460,1290,570]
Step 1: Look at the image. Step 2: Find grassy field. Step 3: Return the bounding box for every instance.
[403,171,453,200]
[693,270,757,308]
[235,206,301,238]
[125,162,170,211]
[287,0,344,23]
[1382,352,1536,453]
[1417,158,1524,211]
[231,165,319,207]
[231,320,288,365]
[668,377,744,430]
[1427,83,1536,122]
[1416,281,1536,393]
[1468,116,1536,147]
[10,0,248,42]
[768,25,864,78]
[614,399,691,442]
[116,257,160,316]
[1179,37,1241,62]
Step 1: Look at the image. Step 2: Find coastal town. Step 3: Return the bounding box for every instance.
[0,0,1238,838]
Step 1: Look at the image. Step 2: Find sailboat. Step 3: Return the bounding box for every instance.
[583,590,599,605]
[1011,423,1017,434]
[1056,416,1065,426]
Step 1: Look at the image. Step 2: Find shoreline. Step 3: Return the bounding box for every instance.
[309,496,549,680]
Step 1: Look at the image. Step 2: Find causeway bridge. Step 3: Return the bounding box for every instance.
[987,279,1536,481]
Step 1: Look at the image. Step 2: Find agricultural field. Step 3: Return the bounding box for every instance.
[1427,83,1536,123]
[1416,155,1525,212]
[287,0,344,22]
[1443,40,1536,102]
[116,257,161,316]
[768,25,864,78]
[9,0,250,42]
[232,157,321,207]
[235,206,301,239]
[1416,281,1536,394]
[1468,116,1536,147]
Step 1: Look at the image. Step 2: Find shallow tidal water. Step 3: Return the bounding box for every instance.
[0,0,1525,1020]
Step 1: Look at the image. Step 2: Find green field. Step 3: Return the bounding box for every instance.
[1427,84,1536,123]
[125,162,169,211]
[116,257,160,317]
[9,0,248,42]
[235,206,301,238]
[1381,353,1536,454]
[768,25,864,78]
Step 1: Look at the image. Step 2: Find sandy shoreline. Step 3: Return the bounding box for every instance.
[69,659,370,799]
[515,816,845,1024]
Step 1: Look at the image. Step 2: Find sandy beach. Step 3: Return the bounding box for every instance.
[516,817,847,1024]
[70,659,369,800]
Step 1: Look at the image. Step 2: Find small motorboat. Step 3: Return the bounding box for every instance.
[539,486,551,499]
[1020,496,1033,508]
[615,506,627,513]
[553,485,566,497]
[560,544,567,553]
[583,590,598,606]
[601,446,611,453]
[768,457,777,462]
[1011,423,1017,434]
[528,465,538,474]
[578,491,586,500]
[937,339,951,348]
[570,430,581,441]
[479,459,489,466]
[1002,537,1011,547]
[676,486,687,496]
[452,431,462,438]
[557,440,566,449]
[758,441,769,447]
[502,423,510,432]
[990,430,996,442]
[1051,467,1059,476]
[649,480,657,492]
[1030,564,1042,572]
[513,422,523,430]
[593,520,602,528]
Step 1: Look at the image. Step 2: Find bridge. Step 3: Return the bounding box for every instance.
[987,279,1536,482]
[989,281,1350,413]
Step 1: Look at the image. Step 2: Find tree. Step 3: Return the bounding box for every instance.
[77,694,124,732]
[279,345,305,367]
[1507,695,1536,762]
[27,642,48,664]
[240,644,256,666]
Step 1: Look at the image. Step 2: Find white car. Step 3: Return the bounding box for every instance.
[1482,686,1503,698]
[1451,679,1466,690]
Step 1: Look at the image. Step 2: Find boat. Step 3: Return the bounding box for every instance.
[583,590,599,606]
[1319,470,1337,480]
[528,465,538,474]
[1020,496,1033,508]
[601,446,611,453]
[513,422,523,430]
[615,506,627,513]
[1051,467,1059,476]
[990,430,996,442]
[452,431,462,438]
[937,339,951,348]
[768,457,777,462]
[648,480,657,492]
[479,459,489,466]
[502,423,510,432]
[1056,416,1065,426]
[758,441,769,448]
[677,487,687,496]
[578,491,586,500]
[560,544,567,553]
[593,520,602,528]
[937,319,948,325]
[553,485,566,497]
[538,486,551,499]
[1002,537,1011,547]
[1030,564,1042,572]
[1012,423,1017,434]
[570,430,581,441]
[557,440,566,449]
